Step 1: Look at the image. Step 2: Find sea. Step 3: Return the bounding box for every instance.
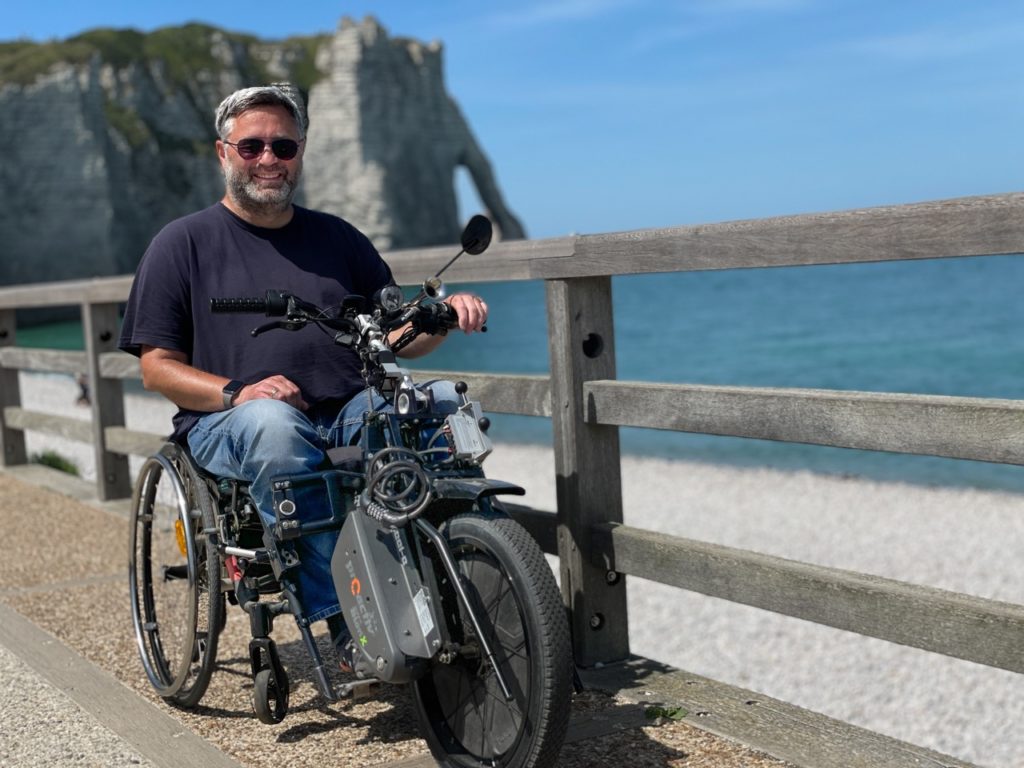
[18,252,1024,493]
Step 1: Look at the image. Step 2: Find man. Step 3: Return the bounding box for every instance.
[119,84,487,666]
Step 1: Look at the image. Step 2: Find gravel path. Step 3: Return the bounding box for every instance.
[0,643,157,768]
[0,471,789,768]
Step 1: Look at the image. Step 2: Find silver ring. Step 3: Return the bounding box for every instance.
[269,387,279,397]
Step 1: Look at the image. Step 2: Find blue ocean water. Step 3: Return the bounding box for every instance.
[409,253,1024,492]
[19,253,1024,491]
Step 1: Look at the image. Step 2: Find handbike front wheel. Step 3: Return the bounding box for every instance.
[412,512,572,768]
[128,442,223,707]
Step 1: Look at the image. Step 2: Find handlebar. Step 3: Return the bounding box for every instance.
[412,301,460,334]
[211,290,289,316]
[210,297,266,313]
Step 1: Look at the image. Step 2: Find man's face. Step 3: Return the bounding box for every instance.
[217,104,304,215]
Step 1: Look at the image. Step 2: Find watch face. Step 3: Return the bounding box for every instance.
[223,380,244,407]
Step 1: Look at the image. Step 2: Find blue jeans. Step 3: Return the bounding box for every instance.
[187,381,458,623]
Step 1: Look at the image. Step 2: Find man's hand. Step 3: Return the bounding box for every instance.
[445,292,489,333]
[233,375,309,410]
[391,291,488,359]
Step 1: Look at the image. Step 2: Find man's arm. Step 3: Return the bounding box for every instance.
[392,293,489,359]
[139,346,309,411]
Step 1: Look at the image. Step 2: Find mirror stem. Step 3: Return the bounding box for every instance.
[434,248,467,279]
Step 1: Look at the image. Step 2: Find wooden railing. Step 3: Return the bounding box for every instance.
[3,192,1024,762]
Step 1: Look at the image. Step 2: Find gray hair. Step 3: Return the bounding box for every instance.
[214,85,307,141]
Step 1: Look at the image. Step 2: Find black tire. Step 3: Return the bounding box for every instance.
[412,513,572,768]
[129,443,224,707]
[252,666,289,724]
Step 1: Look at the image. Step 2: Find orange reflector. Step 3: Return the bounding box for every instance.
[175,518,187,557]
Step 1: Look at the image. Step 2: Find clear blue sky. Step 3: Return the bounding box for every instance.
[6,1,1022,239]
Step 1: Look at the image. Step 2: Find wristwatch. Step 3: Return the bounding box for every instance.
[222,379,245,409]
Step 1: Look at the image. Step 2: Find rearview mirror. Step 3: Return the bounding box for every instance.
[461,215,492,256]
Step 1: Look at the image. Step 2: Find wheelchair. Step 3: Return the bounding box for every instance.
[128,440,360,722]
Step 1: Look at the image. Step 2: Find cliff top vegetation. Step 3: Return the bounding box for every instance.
[0,23,328,90]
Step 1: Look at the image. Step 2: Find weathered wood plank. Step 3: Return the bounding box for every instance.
[99,351,141,380]
[0,278,133,310]
[581,658,975,768]
[408,369,551,416]
[0,310,27,466]
[585,380,1024,465]
[533,192,1024,279]
[3,406,93,443]
[594,523,1024,674]
[104,427,167,458]
[547,277,630,665]
[0,347,88,374]
[385,235,575,285]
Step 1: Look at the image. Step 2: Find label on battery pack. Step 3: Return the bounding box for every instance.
[413,588,435,638]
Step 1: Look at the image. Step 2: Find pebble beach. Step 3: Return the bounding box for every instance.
[15,371,1024,767]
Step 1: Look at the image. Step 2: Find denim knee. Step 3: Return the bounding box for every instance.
[188,399,325,485]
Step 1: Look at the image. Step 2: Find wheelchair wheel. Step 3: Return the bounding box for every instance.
[412,513,572,768]
[129,442,224,707]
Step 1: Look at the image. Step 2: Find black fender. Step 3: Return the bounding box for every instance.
[431,477,525,501]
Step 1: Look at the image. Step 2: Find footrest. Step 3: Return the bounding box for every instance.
[336,677,382,701]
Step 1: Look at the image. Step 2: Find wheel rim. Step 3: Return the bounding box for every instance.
[129,453,200,696]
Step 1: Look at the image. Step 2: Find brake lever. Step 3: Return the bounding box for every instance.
[250,319,307,337]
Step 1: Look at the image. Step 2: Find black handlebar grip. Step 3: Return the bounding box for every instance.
[210,297,266,313]
[436,302,460,329]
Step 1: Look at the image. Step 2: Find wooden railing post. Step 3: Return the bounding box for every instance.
[82,301,130,500]
[546,276,629,666]
[0,309,27,467]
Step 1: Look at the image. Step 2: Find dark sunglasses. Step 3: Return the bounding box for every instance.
[224,137,302,161]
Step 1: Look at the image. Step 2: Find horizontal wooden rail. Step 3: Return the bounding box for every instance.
[382,193,1024,281]
[593,522,1024,675]
[585,380,1024,465]
[3,406,92,443]
[99,351,142,380]
[0,276,133,309]
[104,426,166,458]
[533,192,1024,279]
[410,369,551,417]
[0,348,87,375]
[2,193,1023,311]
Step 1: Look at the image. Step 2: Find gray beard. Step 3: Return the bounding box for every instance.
[224,163,299,217]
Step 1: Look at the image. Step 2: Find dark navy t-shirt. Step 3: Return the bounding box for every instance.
[119,203,393,439]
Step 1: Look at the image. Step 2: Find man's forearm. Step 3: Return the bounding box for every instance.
[140,353,230,412]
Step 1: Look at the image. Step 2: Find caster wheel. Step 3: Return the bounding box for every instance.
[253,666,289,724]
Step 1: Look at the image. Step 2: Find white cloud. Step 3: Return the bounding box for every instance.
[623,0,815,54]
[690,0,814,14]
[843,19,1024,62]
[482,0,642,30]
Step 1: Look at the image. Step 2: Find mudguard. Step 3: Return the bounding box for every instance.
[431,477,525,500]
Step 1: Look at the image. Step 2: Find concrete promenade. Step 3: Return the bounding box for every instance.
[0,464,970,768]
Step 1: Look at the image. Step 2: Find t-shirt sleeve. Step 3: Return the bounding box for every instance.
[350,228,395,298]
[118,223,194,359]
